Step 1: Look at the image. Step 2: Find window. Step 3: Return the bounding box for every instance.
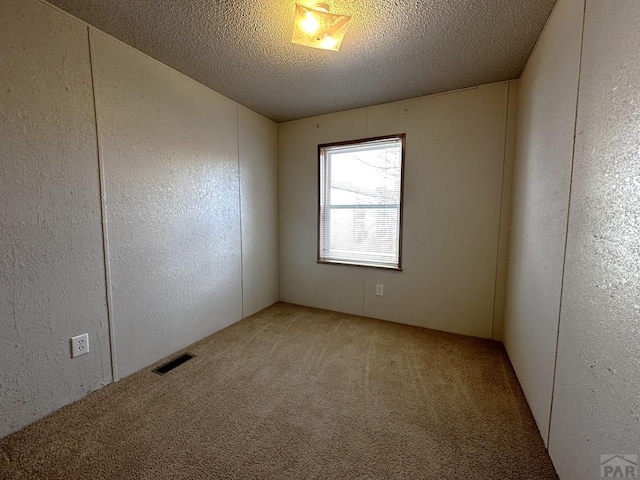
[318,134,405,270]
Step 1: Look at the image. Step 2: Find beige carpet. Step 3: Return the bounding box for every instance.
[0,303,557,479]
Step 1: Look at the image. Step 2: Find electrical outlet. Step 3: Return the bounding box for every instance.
[71,333,89,358]
[376,284,384,296]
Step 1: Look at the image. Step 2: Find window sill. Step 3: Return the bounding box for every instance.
[317,259,402,272]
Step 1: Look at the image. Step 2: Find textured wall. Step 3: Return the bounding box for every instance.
[2,0,279,436]
[503,0,584,444]
[90,30,244,380]
[492,80,519,341]
[279,109,368,316]
[238,106,279,317]
[548,0,640,476]
[0,0,112,438]
[279,83,514,338]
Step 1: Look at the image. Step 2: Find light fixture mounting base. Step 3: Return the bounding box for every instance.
[311,3,330,13]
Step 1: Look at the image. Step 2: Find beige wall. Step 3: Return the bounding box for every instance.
[0,0,278,437]
[279,82,516,339]
[0,0,112,439]
[7,2,639,474]
[239,106,280,318]
[91,30,244,379]
[506,0,640,477]
[504,0,585,445]
[548,0,640,477]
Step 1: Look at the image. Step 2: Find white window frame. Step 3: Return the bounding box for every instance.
[317,134,405,271]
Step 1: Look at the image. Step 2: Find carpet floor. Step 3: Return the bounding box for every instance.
[0,303,557,479]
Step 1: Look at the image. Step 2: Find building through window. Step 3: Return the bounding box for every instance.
[318,134,405,270]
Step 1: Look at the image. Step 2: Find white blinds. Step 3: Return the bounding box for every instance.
[319,135,404,270]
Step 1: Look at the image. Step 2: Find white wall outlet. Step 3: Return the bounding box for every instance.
[375,284,384,296]
[71,333,90,358]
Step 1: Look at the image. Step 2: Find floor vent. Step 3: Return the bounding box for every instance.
[153,353,195,375]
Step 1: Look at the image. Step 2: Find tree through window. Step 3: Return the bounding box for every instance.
[318,134,405,270]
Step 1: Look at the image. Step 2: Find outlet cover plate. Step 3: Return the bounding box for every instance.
[71,333,89,358]
[376,284,384,296]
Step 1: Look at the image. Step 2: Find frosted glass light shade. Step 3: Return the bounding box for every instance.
[292,4,351,52]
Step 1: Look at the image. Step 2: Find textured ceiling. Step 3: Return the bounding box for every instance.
[48,0,557,122]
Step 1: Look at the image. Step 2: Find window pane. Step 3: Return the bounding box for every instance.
[323,207,399,265]
[319,135,404,270]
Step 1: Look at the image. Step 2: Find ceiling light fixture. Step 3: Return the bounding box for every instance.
[291,3,351,52]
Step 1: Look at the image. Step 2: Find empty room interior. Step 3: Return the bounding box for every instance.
[1,0,638,478]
